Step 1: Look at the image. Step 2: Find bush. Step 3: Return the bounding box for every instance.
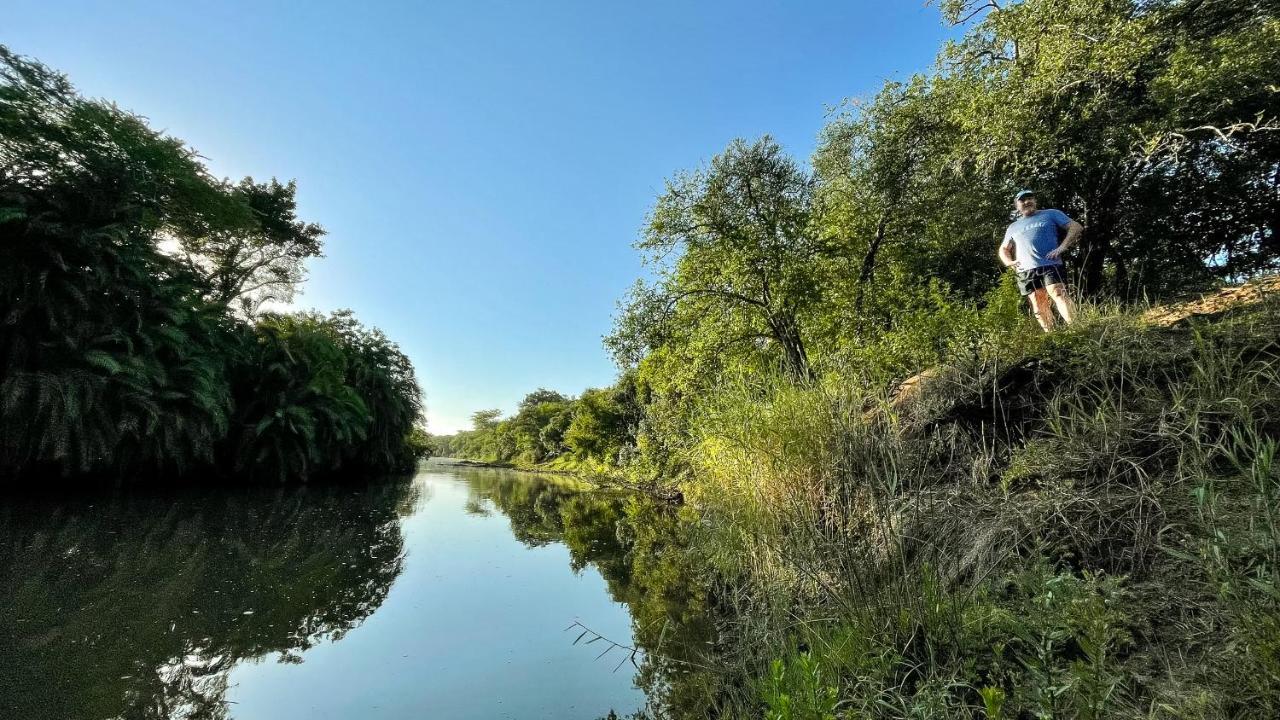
[225,311,422,481]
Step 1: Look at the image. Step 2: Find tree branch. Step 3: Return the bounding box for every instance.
[952,0,1002,26]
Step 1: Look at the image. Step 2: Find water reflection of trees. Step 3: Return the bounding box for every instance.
[457,469,727,718]
[0,477,416,720]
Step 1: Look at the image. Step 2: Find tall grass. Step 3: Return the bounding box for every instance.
[681,296,1280,718]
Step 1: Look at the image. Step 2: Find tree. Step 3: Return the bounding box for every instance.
[0,45,237,478]
[225,313,367,480]
[471,409,502,431]
[518,388,569,410]
[812,78,1007,357]
[223,310,424,480]
[563,387,629,463]
[455,409,516,462]
[931,0,1280,296]
[326,309,423,471]
[508,392,573,463]
[175,177,325,315]
[0,46,422,483]
[608,137,827,384]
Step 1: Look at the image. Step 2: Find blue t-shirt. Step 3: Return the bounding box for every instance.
[1003,208,1072,271]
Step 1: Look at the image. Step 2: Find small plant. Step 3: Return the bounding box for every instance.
[978,686,1006,719]
[760,653,839,720]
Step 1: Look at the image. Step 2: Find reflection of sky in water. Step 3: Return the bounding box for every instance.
[225,467,644,720]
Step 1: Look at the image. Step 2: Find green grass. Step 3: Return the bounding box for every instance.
[680,294,1280,718]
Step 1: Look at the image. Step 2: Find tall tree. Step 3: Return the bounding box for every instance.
[0,46,422,483]
[608,137,826,383]
[812,78,1006,351]
[176,177,325,315]
[933,0,1280,295]
[0,45,235,477]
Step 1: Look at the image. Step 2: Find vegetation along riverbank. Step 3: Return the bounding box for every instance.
[5,0,1280,716]
[443,2,1280,717]
[0,46,428,484]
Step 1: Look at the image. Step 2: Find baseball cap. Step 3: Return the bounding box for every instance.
[1015,189,1036,200]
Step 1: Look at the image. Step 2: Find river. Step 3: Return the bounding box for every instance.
[0,459,718,720]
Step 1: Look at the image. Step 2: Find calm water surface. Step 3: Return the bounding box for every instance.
[0,460,711,719]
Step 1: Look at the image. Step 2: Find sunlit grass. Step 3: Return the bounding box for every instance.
[678,294,1280,718]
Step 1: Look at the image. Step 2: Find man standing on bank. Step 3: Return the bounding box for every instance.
[998,189,1083,331]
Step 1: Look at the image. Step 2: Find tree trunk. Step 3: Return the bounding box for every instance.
[1266,163,1280,260]
[1077,191,1119,298]
[1076,229,1107,297]
[854,212,888,313]
[772,313,812,384]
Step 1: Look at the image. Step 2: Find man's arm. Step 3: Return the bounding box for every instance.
[1047,220,1084,260]
[998,239,1017,268]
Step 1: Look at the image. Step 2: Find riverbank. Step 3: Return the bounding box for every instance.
[428,456,683,503]
[431,281,1280,718]
[429,456,574,471]
[682,291,1280,718]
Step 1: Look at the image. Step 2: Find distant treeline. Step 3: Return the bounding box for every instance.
[0,47,427,483]
[447,0,1280,481]
[430,378,641,468]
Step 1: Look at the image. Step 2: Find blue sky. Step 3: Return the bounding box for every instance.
[8,1,952,433]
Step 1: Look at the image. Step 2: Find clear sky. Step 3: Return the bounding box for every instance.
[7,1,952,433]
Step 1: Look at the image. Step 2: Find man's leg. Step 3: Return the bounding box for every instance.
[1046,282,1076,325]
[1027,287,1055,331]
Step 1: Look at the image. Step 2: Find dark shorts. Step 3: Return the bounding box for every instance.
[1016,264,1067,296]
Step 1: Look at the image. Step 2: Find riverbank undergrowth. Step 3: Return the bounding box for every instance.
[682,295,1280,719]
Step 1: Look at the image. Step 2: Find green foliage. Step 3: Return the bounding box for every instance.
[443,376,643,469]
[1,45,236,478]
[595,0,1280,500]
[753,561,1131,720]
[324,310,423,472]
[508,388,573,463]
[931,0,1280,294]
[567,13,1280,711]
[405,425,433,461]
[608,136,827,384]
[0,46,423,483]
[176,176,326,315]
[563,385,633,463]
[227,313,367,480]
[979,685,1006,719]
[759,654,838,720]
[683,299,1280,718]
[224,311,422,481]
